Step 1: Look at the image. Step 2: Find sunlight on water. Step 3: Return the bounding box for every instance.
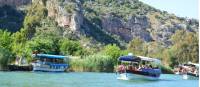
[0,72,198,87]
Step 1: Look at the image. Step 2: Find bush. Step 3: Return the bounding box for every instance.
[59,39,85,56]
[0,47,14,69]
[103,44,122,65]
[0,30,12,50]
[160,65,174,74]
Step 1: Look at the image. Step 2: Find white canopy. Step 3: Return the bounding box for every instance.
[137,56,161,64]
[188,62,199,67]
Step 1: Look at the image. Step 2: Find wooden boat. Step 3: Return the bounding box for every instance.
[31,54,68,72]
[8,64,32,71]
[8,57,33,71]
[116,54,161,80]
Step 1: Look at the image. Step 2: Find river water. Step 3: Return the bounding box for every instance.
[0,72,198,87]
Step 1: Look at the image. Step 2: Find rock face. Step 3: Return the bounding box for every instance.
[0,0,31,7]
[0,0,199,47]
[45,0,83,32]
[102,14,152,42]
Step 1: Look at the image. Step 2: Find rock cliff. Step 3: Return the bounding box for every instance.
[0,0,198,47]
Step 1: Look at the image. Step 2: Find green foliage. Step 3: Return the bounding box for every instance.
[146,42,164,59]
[103,44,121,65]
[11,29,33,62]
[160,65,174,74]
[0,30,12,50]
[127,37,147,56]
[27,37,55,54]
[23,3,48,38]
[0,47,13,69]
[170,30,199,64]
[70,54,114,72]
[60,39,85,56]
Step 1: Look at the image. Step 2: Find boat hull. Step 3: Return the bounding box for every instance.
[117,73,160,81]
[182,74,199,80]
[33,67,67,72]
[32,63,68,72]
[8,65,33,71]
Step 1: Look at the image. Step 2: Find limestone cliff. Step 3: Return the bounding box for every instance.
[0,0,198,47]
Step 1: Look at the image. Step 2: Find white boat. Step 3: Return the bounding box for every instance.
[183,62,199,80]
[32,54,68,72]
[116,54,161,81]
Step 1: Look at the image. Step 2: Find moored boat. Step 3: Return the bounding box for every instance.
[116,54,161,81]
[31,54,69,72]
[174,62,199,80]
[8,57,33,71]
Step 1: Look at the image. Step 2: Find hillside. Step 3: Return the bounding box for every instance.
[0,0,198,69]
[0,0,198,46]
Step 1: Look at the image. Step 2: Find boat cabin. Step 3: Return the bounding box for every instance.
[32,54,68,72]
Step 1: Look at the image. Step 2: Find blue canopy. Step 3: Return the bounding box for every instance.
[118,55,141,62]
[33,54,67,59]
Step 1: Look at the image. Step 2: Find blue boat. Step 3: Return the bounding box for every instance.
[117,54,161,80]
[31,54,68,72]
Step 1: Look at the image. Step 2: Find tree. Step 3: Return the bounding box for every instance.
[103,44,121,65]
[23,3,48,38]
[59,39,84,56]
[27,37,55,54]
[10,29,33,62]
[171,30,199,64]
[0,30,12,50]
[0,47,13,69]
[127,37,147,56]
[147,42,164,59]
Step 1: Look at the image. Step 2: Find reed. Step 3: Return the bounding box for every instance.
[69,54,114,72]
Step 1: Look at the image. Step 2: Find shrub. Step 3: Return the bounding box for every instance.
[0,47,14,69]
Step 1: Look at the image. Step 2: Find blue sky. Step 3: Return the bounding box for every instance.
[139,0,198,19]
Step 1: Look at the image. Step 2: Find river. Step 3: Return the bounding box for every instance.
[0,72,198,87]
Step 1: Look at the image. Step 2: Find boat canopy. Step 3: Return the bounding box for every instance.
[118,55,141,62]
[187,62,199,67]
[137,56,161,64]
[33,54,67,59]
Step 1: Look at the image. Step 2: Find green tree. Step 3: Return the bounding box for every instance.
[59,39,84,56]
[103,44,121,65]
[127,37,147,56]
[171,30,199,64]
[0,47,13,69]
[27,37,54,54]
[11,29,33,62]
[0,30,12,50]
[23,3,48,38]
[147,42,164,59]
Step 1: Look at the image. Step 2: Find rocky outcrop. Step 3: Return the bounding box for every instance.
[102,14,152,42]
[101,12,198,46]
[0,0,198,47]
[45,0,83,32]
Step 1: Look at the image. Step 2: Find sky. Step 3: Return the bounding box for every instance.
[139,0,199,19]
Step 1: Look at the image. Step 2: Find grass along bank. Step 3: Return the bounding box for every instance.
[69,54,114,72]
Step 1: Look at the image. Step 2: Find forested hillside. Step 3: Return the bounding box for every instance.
[0,0,198,71]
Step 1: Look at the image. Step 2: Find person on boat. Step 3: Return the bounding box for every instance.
[182,68,187,74]
[149,65,153,69]
[118,64,126,73]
